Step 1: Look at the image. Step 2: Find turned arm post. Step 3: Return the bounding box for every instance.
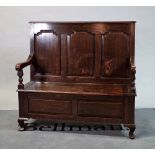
[15,54,34,89]
[17,70,24,89]
[130,57,136,93]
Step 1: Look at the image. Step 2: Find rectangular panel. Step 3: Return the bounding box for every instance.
[66,32,95,76]
[78,100,123,118]
[28,98,72,115]
[35,31,61,75]
[101,32,130,77]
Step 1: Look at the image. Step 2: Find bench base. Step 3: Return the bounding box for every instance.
[17,82,136,139]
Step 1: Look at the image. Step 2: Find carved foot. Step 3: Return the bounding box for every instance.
[129,126,135,139]
[18,118,28,131]
[124,124,136,139]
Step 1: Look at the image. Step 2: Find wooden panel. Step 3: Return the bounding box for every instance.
[78,100,123,118]
[61,34,67,76]
[28,97,72,115]
[101,32,130,77]
[66,32,95,76]
[94,33,101,78]
[35,31,61,75]
[107,23,130,32]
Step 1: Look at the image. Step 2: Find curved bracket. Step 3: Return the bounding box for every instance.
[15,54,34,71]
[15,54,34,89]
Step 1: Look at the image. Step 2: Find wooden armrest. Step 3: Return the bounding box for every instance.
[15,54,34,89]
[15,54,34,71]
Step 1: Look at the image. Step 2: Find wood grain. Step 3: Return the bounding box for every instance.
[16,21,136,139]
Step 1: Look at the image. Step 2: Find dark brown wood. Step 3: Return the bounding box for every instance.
[15,54,34,71]
[18,118,28,131]
[16,54,34,89]
[17,70,24,89]
[16,21,136,139]
[124,124,136,139]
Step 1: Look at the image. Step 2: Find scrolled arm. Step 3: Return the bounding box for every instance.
[15,54,34,71]
[15,54,34,89]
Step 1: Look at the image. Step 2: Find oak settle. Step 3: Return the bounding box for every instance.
[15,22,136,139]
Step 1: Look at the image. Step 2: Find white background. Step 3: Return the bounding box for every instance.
[0,6,155,109]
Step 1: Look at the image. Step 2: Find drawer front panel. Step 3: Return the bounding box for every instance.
[78,100,123,118]
[28,97,72,115]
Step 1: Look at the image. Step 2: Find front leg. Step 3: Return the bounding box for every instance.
[129,126,136,139]
[18,118,28,131]
[124,124,136,139]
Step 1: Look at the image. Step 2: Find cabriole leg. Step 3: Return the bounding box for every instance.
[124,124,136,139]
[129,126,136,139]
[18,118,28,131]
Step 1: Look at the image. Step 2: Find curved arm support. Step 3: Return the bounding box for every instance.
[15,54,34,89]
[15,54,34,71]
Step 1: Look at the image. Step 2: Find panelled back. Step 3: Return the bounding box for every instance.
[30,22,135,83]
